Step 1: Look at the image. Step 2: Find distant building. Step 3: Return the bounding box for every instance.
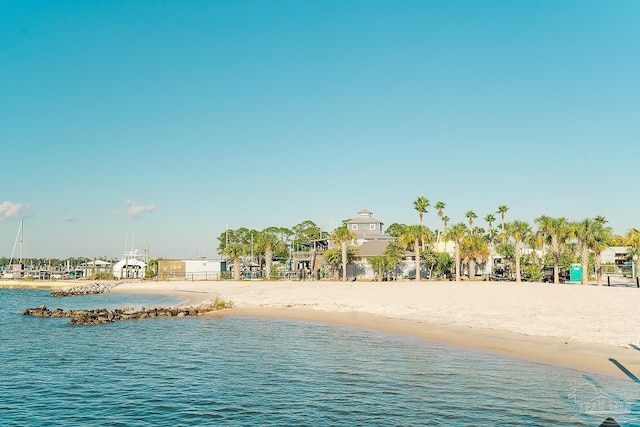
[157,258,226,280]
[341,209,413,280]
[600,246,629,265]
[76,259,113,278]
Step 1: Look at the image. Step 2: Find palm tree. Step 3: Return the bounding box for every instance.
[535,216,569,284]
[484,214,496,238]
[255,227,287,280]
[367,255,395,281]
[497,205,509,231]
[445,223,468,282]
[591,216,612,286]
[568,219,597,285]
[330,225,356,282]
[459,234,490,279]
[217,228,253,280]
[442,215,450,230]
[383,241,407,280]
[504,220,532,283]
[465,210,477,232]
[435,201,446,246]
[413,196,430,227]
[485,213,497,275]
[397,225,433,282]
[625,228,640,280]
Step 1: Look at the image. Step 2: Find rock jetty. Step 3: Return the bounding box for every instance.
[22,301,232,325]
[50,282,118,297]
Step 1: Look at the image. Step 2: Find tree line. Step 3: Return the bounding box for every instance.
[218,198,640,285]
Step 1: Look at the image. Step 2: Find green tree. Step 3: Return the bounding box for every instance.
[367,255,395,281]
[385,222,408,238]
[256,227,287,280]
[445,222,468,282]
[383,241,408,279]
[459,234,489,279]
[504,220,531,283]
[465,210,477,231]
[322,246,359,280]
[217,228,255,280]
[484,214,496,243]
[435,201,446,245]
[432,251,454,280]
[397,225,433,282]
[591,216,613,286]
[292,220,326,243]
[330,225,357,282]
[442,215,450,231]
[496,205,509,231]
[625,228,640,280]
[535,215,570,284]
[569,219,600,285]
[413,196,430,227]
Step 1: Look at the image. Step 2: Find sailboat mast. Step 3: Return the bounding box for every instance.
[8,218,24,267]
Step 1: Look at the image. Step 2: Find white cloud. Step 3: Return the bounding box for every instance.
[0,201,28,221]
[126,200,156,219]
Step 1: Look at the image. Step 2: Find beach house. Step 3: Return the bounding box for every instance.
[342,209,415,280]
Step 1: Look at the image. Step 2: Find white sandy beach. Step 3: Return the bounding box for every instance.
[111,280,640,380]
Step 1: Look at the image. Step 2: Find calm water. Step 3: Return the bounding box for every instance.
[1,289,639,426]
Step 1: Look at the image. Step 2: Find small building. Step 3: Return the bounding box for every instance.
[76,259,113,278]
[601,246,629,265]
[342,209,407,280]
[158,258,226,281]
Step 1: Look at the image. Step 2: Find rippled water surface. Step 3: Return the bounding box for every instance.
[1,289,639,426]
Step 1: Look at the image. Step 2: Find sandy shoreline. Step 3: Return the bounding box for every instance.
[106,279,640,381]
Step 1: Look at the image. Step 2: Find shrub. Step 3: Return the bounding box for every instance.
[91,271,117,280]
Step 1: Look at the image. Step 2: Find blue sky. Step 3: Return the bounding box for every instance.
[2,0,639,259]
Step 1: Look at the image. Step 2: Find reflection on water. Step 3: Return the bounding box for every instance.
[0,289,638,426]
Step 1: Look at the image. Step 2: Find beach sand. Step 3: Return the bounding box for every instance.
[111,279,640,380]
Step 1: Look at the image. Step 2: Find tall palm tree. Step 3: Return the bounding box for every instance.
[569,219,598,285]
[591,216,612,286]
[441,215,451,251]
[435,201,446,246]
[485,213,497,275]
[330,225,356,282]
[504,220,531,283]
[535,215,569,284]
[484,214,496,238]
[465,210,477,232]
[497,205,509,231]
[413,196,430,227]
[398,225,433,282]
[445,222,468,282]
[625,228,640,280]
[442,215,450,231]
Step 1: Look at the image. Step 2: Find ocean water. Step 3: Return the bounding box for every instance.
[1,289,639,426]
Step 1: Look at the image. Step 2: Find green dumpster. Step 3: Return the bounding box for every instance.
[570,263,583,282]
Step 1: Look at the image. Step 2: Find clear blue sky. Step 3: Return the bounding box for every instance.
[2,0,639,260]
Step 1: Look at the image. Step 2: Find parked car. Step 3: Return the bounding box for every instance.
[490,268,511,281]
[542,271,568,283]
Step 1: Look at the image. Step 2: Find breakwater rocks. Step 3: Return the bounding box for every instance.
[22,301,232,325]
[50,282,119,297]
